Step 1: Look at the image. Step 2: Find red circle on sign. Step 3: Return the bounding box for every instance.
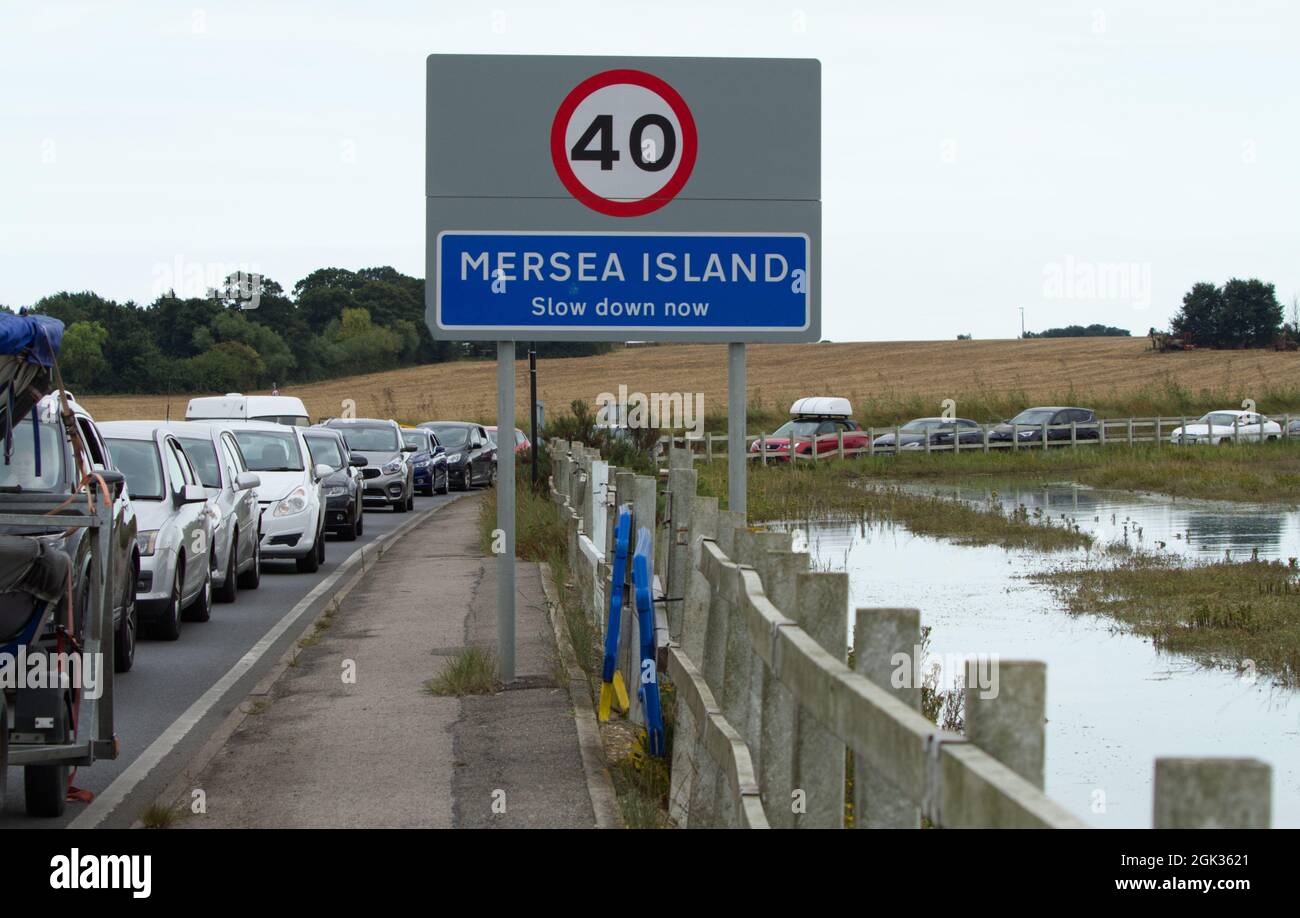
[550,69,698,218]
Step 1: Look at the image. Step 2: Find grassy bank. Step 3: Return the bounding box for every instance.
[698,462,1094,552]
[1033,555,1300,686]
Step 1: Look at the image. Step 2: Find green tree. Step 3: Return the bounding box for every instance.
[1171,282,1223,346]
[59,321,110,389]
[1219,277,1281,347]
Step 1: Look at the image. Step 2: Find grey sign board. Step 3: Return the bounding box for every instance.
[426,54,821,343]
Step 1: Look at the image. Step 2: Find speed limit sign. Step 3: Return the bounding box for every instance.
[550,69,698,217]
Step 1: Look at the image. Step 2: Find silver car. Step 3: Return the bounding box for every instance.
[162,422,263,602]
[101,422,217,640]
[320,418,416,512]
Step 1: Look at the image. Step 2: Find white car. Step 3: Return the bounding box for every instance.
[162,422,263,601]
[224,422,332,573]
[101,422,217,640]
[1169,411,1282,445]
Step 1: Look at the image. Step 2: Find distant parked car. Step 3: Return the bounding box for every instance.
[401,427,449,496]
[419,422,496,490]
[750,397,870,460]
[1170,411,1281,445]
[227,422,331,573]
[303,427,366,540]
[988,407,1099,446]
[163,421,263,601]
[321,418,415,512]
[101,422,217,639]
[485,426,531,456]
[871,417,985,452]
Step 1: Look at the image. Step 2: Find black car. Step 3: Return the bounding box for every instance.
[418,421,495,491]
[303,428,367,540]
[401,427,449,496]
[988,407,1100,446]
[871,417,985,452]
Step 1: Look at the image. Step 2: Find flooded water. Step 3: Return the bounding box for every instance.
[779,485,1300,828]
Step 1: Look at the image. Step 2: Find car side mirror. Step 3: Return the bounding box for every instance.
[402,444,418,452]
[179,483,207,504]
[96,468,126,499]
[235,471,261,490]
[349,456,367,467]
[314,463,333,480]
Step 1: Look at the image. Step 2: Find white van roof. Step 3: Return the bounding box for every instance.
[185,394,309,424]
[789,396,853,419]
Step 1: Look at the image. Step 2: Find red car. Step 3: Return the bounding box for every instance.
[485,426,531,455]
[750,397,870,461]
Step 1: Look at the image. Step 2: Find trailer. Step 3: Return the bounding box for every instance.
[0,315,119,817]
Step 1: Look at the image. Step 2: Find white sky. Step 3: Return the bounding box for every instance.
[2,0,1296,340]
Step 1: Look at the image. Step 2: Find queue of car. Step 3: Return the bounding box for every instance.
[753,397,1294,460]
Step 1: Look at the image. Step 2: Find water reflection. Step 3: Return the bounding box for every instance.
[778,493,1300,829]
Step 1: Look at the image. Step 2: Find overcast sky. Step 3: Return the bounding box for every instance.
[2,0,1296,341]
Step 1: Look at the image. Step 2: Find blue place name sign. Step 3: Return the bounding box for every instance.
[434,231,810,339]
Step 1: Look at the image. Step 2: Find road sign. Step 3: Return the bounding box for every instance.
[426,55,820,343]
[435,231,810,337]
[551,69,697,217]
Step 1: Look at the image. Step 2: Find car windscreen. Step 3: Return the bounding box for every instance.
[251,414,309,427]
[1008,409,1056,426]
[304,434,346,471]
[771,420,820,438]
[900,418,944,431]
[1200,412,1241,426]
[233,430,304,471]
[401,430,427,450]
[338,426,399,452]
[178,437,221,488]
[0,421,64,492]
[105,438,165,499]
[432,426,469,447]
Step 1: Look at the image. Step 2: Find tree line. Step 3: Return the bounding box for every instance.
[1168,278,1287,348]
[16,267,611,394]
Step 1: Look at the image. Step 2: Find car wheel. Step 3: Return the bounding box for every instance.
[215,534,238,604]
[317,529,326,563]
[342,515,359,541]
[114,574,137,673]
[436,471,448,495]
[454,471,469,492]
[183,562,212,623]
[391,496,406,513]
[407,491,415,511]
[296,539,321,573]
[356,513,364,537]
[237,532,261,590]
[486,464,496,488]
[155,567,183,641]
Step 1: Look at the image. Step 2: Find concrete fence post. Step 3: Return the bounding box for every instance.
[681,496,719,665]
[790,571,849,827]
[964,658,1046,789]
[732,529,793,773]
[1152,758,1271,828]
[853,607,922,828]
[751,547,809,828]
[664,467,697,643]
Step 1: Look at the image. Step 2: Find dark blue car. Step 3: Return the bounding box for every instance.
[401,427,448,496]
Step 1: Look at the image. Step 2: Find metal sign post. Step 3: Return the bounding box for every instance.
[426,55,820,682]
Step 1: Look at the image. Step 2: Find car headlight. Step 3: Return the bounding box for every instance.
[1019,429,1038,439]
[382,459,403,475]
[446,452,462,463]
[274,486,309,516]
[323,484,348,498]
[137,530,159,557]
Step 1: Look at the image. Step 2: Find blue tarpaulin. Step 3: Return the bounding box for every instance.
[0,314,64,367]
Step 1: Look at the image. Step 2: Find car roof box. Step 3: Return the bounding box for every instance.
[790,396,852,419]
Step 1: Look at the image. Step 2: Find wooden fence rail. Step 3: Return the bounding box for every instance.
[655,413,1298,465]
[546,439,1274,828]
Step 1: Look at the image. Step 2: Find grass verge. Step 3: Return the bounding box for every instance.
[139,802,182,829]
[422,646,501,696]
[698,461,1094,551]
[1033,554,1300,686]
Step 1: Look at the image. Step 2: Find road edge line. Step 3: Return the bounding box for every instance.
[538,560,624,830]
[67,497,461,830]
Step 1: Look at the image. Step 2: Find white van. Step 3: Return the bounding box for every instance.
[185,393,309,427]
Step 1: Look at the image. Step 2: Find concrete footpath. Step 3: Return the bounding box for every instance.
[174,493,610,828]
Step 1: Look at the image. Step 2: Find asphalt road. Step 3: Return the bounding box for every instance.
[2,490,465,829]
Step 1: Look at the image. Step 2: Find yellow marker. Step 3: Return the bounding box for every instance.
[597,672,630,721]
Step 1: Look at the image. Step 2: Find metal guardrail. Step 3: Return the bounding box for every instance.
[549,438,1276,829]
